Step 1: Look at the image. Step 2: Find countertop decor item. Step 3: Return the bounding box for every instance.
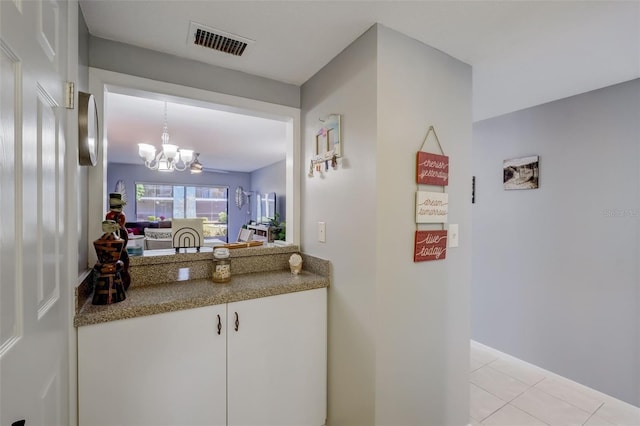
[105,192,131,290]
[92,220,127,305]
[289,253,302,275]
[212,247,231,283]
[172,218,204,252]
[78,91,99,166]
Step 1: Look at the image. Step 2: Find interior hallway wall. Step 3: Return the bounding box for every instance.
[301,25,379,426]
[375,25,472,426]
[302,24,472,425]
[472,79,640,406]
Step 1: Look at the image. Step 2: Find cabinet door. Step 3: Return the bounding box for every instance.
[78,305,227,426]
[227,288,327,426]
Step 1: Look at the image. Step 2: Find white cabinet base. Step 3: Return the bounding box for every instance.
[78,305,226,426]
[228,288,327,426]
[78,288,327,426]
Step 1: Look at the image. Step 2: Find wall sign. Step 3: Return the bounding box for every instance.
[413,125,449,263]
[414,230,448,262]
[415,191,448,223]
[308,113,342,177]
[416,151,449,185]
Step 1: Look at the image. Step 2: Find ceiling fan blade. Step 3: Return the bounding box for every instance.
[202,167,230,174]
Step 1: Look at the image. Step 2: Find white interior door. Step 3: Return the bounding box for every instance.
[0,0,69,424]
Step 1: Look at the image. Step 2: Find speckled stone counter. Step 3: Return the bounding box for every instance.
[75,246,330,327]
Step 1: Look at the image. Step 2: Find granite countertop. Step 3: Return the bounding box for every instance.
[75,269,329,328]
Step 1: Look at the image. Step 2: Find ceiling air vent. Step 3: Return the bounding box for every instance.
[188,22,254,57]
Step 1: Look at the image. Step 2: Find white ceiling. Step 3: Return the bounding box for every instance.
[106,92,288,173]
[82,0,640,171]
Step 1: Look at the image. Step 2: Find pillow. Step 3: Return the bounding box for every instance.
[144,228,172,239]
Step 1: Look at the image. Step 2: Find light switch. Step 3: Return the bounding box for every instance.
[318,222,326,243]
[449,224,459,248]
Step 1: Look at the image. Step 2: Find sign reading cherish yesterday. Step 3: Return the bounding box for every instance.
[416,152,449,185]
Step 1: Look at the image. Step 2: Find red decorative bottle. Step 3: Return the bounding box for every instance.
[105,192,131,290]
[92,220,127,304]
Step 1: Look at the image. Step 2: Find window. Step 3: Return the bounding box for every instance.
[135,183,228,241]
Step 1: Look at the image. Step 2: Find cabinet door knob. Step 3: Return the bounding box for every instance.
[217,314,222,335]
[234,312,239,331]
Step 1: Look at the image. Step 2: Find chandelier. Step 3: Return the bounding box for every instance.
[137,102,202,173]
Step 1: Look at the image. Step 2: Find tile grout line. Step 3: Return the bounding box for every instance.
[579,402,605,426]
[478,400,509,423]
[507,402,552,426]
[471,340,638,410]
[471,341,640,425]
[532,378,603,416]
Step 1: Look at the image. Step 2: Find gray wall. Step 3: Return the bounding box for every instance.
[89,36,299,108]
[250,159,286,224]
[472,79,640,406]
[107,162,251,243]
[302,26,378,425]
[301,24,472,425]
[374,25,471,426]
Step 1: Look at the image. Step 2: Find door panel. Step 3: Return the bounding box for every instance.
[0,0,69,424]
[0,39,20,354]
[36,86,60,317]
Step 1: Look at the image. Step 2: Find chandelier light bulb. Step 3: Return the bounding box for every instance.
[136,101,200,172]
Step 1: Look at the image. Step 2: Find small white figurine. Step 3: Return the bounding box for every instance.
[289,253,303,275]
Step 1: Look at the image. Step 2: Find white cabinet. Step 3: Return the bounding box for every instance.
[78,288,327,426]
[78,304,227,426]
[228,288,327,426]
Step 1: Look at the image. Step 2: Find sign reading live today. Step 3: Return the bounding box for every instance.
[416,152,449,185]
[414,230,448,262]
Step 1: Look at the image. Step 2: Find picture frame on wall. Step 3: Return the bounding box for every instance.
[316,114,342,158]
[237,228,254,243]
[503,155,539,190]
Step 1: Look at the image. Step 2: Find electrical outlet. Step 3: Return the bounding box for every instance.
[318,222,326,243]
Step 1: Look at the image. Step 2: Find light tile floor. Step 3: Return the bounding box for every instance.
[470,341,640,426]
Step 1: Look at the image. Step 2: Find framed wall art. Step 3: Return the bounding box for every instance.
[503,155,539,190]
[316,114,342,158]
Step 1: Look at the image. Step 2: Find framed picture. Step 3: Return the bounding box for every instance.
[316,114,342,159]
[237,228,254,243]
[504,155,539,190]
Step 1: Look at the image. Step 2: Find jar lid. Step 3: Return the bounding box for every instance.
[214,247,230,259]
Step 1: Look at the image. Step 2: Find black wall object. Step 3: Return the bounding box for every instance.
[472,176,476,204]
